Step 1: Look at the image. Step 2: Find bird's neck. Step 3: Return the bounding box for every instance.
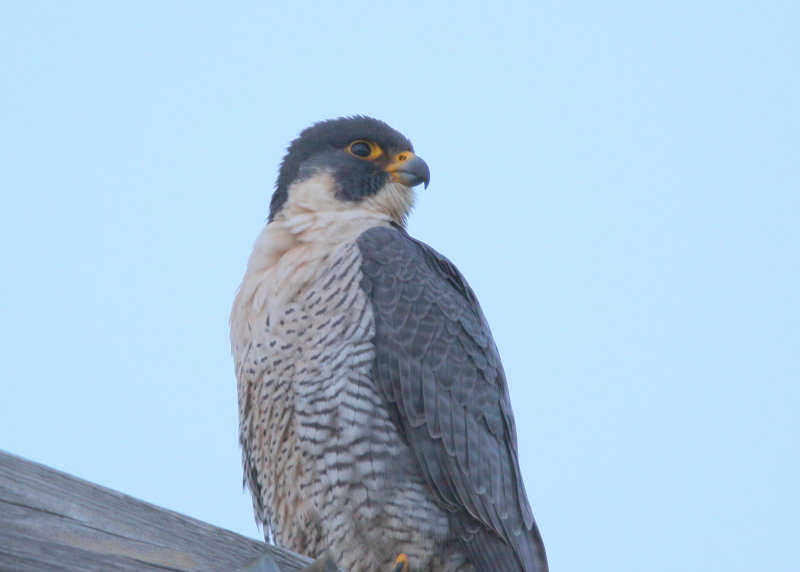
[230,208,393,339]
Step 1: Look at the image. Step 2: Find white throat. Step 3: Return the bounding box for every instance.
[230,172,414,344]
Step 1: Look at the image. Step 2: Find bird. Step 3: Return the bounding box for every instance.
[230,116,548,572]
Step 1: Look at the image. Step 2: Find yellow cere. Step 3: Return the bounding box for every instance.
[385,151,416,172]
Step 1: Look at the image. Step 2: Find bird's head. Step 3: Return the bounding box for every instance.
[268,116,430,226]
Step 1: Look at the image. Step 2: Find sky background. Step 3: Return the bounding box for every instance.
[1,2,798,571]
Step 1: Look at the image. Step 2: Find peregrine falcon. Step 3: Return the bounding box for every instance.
[231,117,548,572]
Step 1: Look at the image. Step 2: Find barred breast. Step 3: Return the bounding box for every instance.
[233,232,453,571]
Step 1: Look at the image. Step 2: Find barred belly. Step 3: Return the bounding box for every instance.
[238,240,464,571]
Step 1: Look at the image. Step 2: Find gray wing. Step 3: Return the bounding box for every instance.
[357,226,548,572]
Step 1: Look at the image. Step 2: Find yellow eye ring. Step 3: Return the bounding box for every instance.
[346,140,383,160]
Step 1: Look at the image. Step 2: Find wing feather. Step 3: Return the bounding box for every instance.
[357,226,547,571]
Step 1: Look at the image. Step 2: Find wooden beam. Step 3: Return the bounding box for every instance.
[0,449,313,571]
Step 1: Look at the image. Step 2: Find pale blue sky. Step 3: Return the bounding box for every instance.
[1,2,798,570]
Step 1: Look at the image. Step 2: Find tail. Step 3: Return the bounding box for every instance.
[452,515,548,572]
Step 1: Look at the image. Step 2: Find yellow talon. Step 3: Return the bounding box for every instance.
[392,553,410,572]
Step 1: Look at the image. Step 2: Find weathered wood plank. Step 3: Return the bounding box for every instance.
[0,450,313,571]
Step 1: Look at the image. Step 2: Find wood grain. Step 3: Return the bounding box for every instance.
[0,450,314,571]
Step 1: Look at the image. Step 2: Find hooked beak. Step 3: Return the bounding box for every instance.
[385,152,430,189]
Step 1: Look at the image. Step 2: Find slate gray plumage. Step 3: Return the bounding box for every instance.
[358,228,547,572]
[231,117,547,572]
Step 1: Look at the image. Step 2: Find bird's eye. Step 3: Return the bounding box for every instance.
[348,140,373,158]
